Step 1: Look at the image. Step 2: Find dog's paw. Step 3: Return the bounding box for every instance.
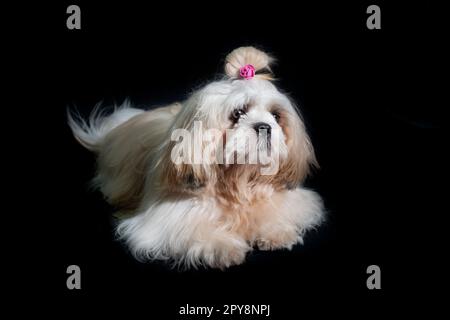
[212,245,248,269]
[202,241,250,269]
[256,232,302,251]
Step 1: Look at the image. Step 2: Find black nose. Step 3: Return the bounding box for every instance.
[253,122,271,134]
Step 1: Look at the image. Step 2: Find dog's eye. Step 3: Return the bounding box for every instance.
[272,111,281,122]
[231,108,246,122]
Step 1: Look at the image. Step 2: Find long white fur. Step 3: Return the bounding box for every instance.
[68,100,145,151]
[68,47,325,269]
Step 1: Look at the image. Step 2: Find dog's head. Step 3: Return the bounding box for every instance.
[162,47,317,193]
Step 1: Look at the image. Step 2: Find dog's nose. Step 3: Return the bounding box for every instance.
[253,122,271,135]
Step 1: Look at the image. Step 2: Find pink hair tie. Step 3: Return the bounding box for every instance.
[239,64,255,80]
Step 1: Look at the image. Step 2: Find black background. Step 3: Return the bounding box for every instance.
[13,1,446,317]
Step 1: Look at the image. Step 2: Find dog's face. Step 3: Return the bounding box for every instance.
[175,79,289,165]
[164,78,316,192]
[218,79,289,168]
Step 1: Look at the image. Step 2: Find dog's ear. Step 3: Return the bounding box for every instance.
[165,161,207,191]
[161,107,220,192]
[275,107,317,190]
[162,134,211,192]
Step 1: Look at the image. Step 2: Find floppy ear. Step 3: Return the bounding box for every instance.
[164,159,207,191]
[275,106,318,189]
[160,97,220,192]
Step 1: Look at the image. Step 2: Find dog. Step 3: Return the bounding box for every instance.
[69,46,324,269]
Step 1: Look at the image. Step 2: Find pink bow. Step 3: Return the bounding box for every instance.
[239,64,255,80]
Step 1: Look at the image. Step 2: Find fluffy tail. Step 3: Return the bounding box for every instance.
[68,100,144,152]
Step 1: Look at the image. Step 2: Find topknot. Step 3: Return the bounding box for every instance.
[224,46,274,80]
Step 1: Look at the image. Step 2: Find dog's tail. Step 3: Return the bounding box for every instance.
[67,100,144,152]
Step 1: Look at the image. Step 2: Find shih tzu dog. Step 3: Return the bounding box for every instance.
[69,47,324,269]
